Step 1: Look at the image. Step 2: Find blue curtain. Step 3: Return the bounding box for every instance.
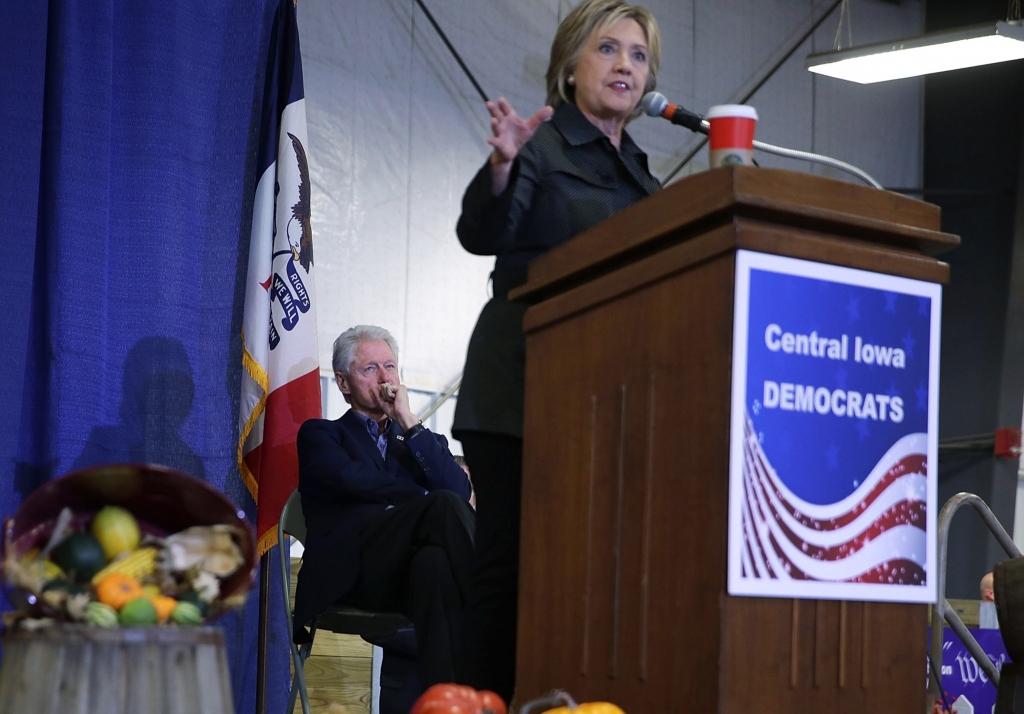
[0,0,290,712]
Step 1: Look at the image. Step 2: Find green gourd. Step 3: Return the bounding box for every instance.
[118,597,157,626]
[41,578,86,596]
[170,601,204,625]
[176,590,208,615]
[49,532,107,584]
[85,601,119,628]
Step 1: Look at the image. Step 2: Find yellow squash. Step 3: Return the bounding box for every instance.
[91,506,141,561]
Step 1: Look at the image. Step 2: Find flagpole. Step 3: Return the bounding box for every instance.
[256,552,271,714]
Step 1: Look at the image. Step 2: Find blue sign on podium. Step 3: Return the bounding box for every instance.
[727,250,940,603]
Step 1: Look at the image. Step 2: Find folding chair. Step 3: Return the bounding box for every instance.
[278,489,412,714]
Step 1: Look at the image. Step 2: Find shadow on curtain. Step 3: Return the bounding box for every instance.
[72,335,207,478]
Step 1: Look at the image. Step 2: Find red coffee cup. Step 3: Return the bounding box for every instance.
[706,104,759,168]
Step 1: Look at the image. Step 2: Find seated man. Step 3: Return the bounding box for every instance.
[293,325,475,689]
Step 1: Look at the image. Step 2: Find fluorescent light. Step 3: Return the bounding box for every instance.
[807,21,1024,84]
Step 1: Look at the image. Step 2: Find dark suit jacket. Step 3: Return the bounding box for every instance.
[292,410,472,638]
[452,101,660,440]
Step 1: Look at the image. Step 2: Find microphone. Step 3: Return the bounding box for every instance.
[640,92,708,134]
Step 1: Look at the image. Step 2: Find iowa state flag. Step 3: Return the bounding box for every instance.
[239,0,321,555]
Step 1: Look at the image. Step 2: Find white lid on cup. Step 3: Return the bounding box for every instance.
[706,104,759,121]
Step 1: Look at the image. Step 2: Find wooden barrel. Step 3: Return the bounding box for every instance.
[0,625,233,714]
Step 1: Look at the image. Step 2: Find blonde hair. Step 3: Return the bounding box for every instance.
[545,0,661,123]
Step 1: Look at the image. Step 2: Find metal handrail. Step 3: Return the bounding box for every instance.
[419,374,462,422]
[929,492,1022,696]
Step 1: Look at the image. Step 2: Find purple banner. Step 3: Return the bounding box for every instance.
[930,627,1007,714]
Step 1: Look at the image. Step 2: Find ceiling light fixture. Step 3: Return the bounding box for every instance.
[806,20,1024,84]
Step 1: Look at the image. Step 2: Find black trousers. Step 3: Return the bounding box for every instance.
[341,490,476,688]
[457,432,522,702]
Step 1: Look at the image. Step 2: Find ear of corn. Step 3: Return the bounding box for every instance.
[90,546,158,586]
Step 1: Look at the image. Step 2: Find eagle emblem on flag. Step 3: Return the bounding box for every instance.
[286,131,312,272]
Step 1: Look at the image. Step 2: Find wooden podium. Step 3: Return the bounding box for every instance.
[510,166,958,713]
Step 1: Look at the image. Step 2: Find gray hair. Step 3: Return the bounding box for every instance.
[332,325,400,376]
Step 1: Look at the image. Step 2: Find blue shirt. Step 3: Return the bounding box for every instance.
[351,411,391,460]
[349,411,429,499]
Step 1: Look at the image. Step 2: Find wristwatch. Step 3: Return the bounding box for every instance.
[400,421,426,440]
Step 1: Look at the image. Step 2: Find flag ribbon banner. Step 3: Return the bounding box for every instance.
[727,250,940,603]
[239,0,321,556]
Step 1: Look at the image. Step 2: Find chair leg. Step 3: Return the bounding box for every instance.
[288,640,311,714]
[371,644,383,714]
[289,628,317,714]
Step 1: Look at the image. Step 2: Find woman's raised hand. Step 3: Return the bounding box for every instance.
[486,97,553,194]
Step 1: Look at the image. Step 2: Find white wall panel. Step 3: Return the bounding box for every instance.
[744,33,817,176]
[402,0,558,390]
[300,0,414,370]
[682,0,812,177]
[622,0,696,178]
[299,0,927,427]
[810,0,924,188]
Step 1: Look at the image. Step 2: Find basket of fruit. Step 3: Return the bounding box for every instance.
[1,462,256,627]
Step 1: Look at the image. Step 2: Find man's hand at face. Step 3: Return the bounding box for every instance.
[378,383,420,431]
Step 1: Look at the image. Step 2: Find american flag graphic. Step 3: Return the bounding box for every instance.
[739,410,927,585]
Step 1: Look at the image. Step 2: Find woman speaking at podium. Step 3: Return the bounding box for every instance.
[453,0,663,700]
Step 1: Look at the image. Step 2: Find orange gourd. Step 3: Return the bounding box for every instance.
[149,595,178,623]
[95,572,144,611]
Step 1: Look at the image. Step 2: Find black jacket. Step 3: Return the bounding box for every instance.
[292,410,471,639]
[453,102,660,439]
